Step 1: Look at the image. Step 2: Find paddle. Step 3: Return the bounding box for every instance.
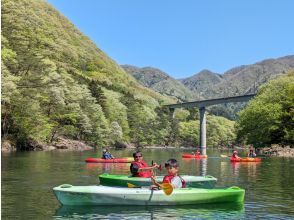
[127,182,173,196]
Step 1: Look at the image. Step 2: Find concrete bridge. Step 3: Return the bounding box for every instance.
[165,94,256,155]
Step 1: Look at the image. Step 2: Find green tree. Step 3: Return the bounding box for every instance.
[178,120,199,147]
[236,72,294,147]
[109,121,123,145]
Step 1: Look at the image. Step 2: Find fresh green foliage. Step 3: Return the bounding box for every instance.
[178,120,199,146]
[1,0,168,149]
[236,72,294,147]
[174,109,190,122]
[1,0,237,149]
[207,115,236,147]
[177,115,235,147]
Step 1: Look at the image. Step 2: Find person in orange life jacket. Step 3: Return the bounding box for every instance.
[232,150,241,159]
[130,151,159,178]
[151,158,186,189]
[248,149,256,158]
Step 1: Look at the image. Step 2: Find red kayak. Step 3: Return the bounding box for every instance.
[85,157,133,163]
[182,154,208,159]
[230,157,261,162]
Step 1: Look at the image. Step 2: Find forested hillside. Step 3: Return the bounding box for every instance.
[122,65,197,101]
[1,0,235,150]
[126,56,294,119]
[236,72,294,147]
[182,56,294,118]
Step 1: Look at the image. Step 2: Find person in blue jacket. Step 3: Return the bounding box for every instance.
[248,148,256,158]
[102,149,114,159]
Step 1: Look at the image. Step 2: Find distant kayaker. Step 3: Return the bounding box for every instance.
[195,149,201,156]
[102,149,114,159]
[130,151,159,178]
[232,150,241,159]
[151,158,186,189]
[248,149,256,158]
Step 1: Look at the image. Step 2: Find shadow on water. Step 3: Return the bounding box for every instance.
[54,202,245,219]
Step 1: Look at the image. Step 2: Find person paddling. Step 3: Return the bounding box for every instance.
[151,158,186,189]
[102,148,114,159]
[231,150,241,159]
[130,151,159,178]
[248,149,256,158]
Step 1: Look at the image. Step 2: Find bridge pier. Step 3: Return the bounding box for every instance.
[199,107,206,155]
[165,94,256,157]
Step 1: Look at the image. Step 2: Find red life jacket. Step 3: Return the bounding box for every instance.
[162,174,186,188]
[131,160,151,178]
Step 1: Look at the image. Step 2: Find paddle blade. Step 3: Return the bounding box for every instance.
[161,183,173,196]
[127,183,137,188]
[220,154,228,158]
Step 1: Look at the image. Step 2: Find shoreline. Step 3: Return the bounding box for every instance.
[2,138,294,157]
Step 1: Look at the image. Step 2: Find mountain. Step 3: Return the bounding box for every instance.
[122,56,294,119]
[179,70,223,99]
[179,56,294,119]
[181,56,294,99]
[121,65,196,101]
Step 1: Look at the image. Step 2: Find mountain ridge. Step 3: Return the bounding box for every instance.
[122,55,294,119]
[123,55,294,101]
[121,64,197,101]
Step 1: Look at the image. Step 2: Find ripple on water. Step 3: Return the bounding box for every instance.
[53,203,245,220]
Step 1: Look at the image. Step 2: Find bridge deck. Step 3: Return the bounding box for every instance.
[165,94,256,109]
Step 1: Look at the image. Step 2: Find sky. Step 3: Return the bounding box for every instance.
[47,0,294,78]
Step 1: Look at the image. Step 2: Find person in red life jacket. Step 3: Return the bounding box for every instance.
[232,150,241,159]
[195,149,201,156]
[151,158,186,189]
[130,151,159,178]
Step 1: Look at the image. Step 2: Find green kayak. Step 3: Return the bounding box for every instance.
[53,185,245,206]
[99,173,217,188]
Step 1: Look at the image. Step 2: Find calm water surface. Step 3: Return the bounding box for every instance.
[2,148,294,219]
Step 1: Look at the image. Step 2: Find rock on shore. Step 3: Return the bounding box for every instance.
[1,137,94,152]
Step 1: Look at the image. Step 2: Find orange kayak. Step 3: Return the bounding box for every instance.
[182,154,208,159]
[230,157,261,162]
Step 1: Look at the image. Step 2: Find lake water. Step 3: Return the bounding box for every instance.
[2,148,294,219]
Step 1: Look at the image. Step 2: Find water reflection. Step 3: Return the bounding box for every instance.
[86,163,130,174]
[231,162,261,178]
[54,203,245,219]
[181,158,208,176]
[3,149,294,219]
[200,159,207,176]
